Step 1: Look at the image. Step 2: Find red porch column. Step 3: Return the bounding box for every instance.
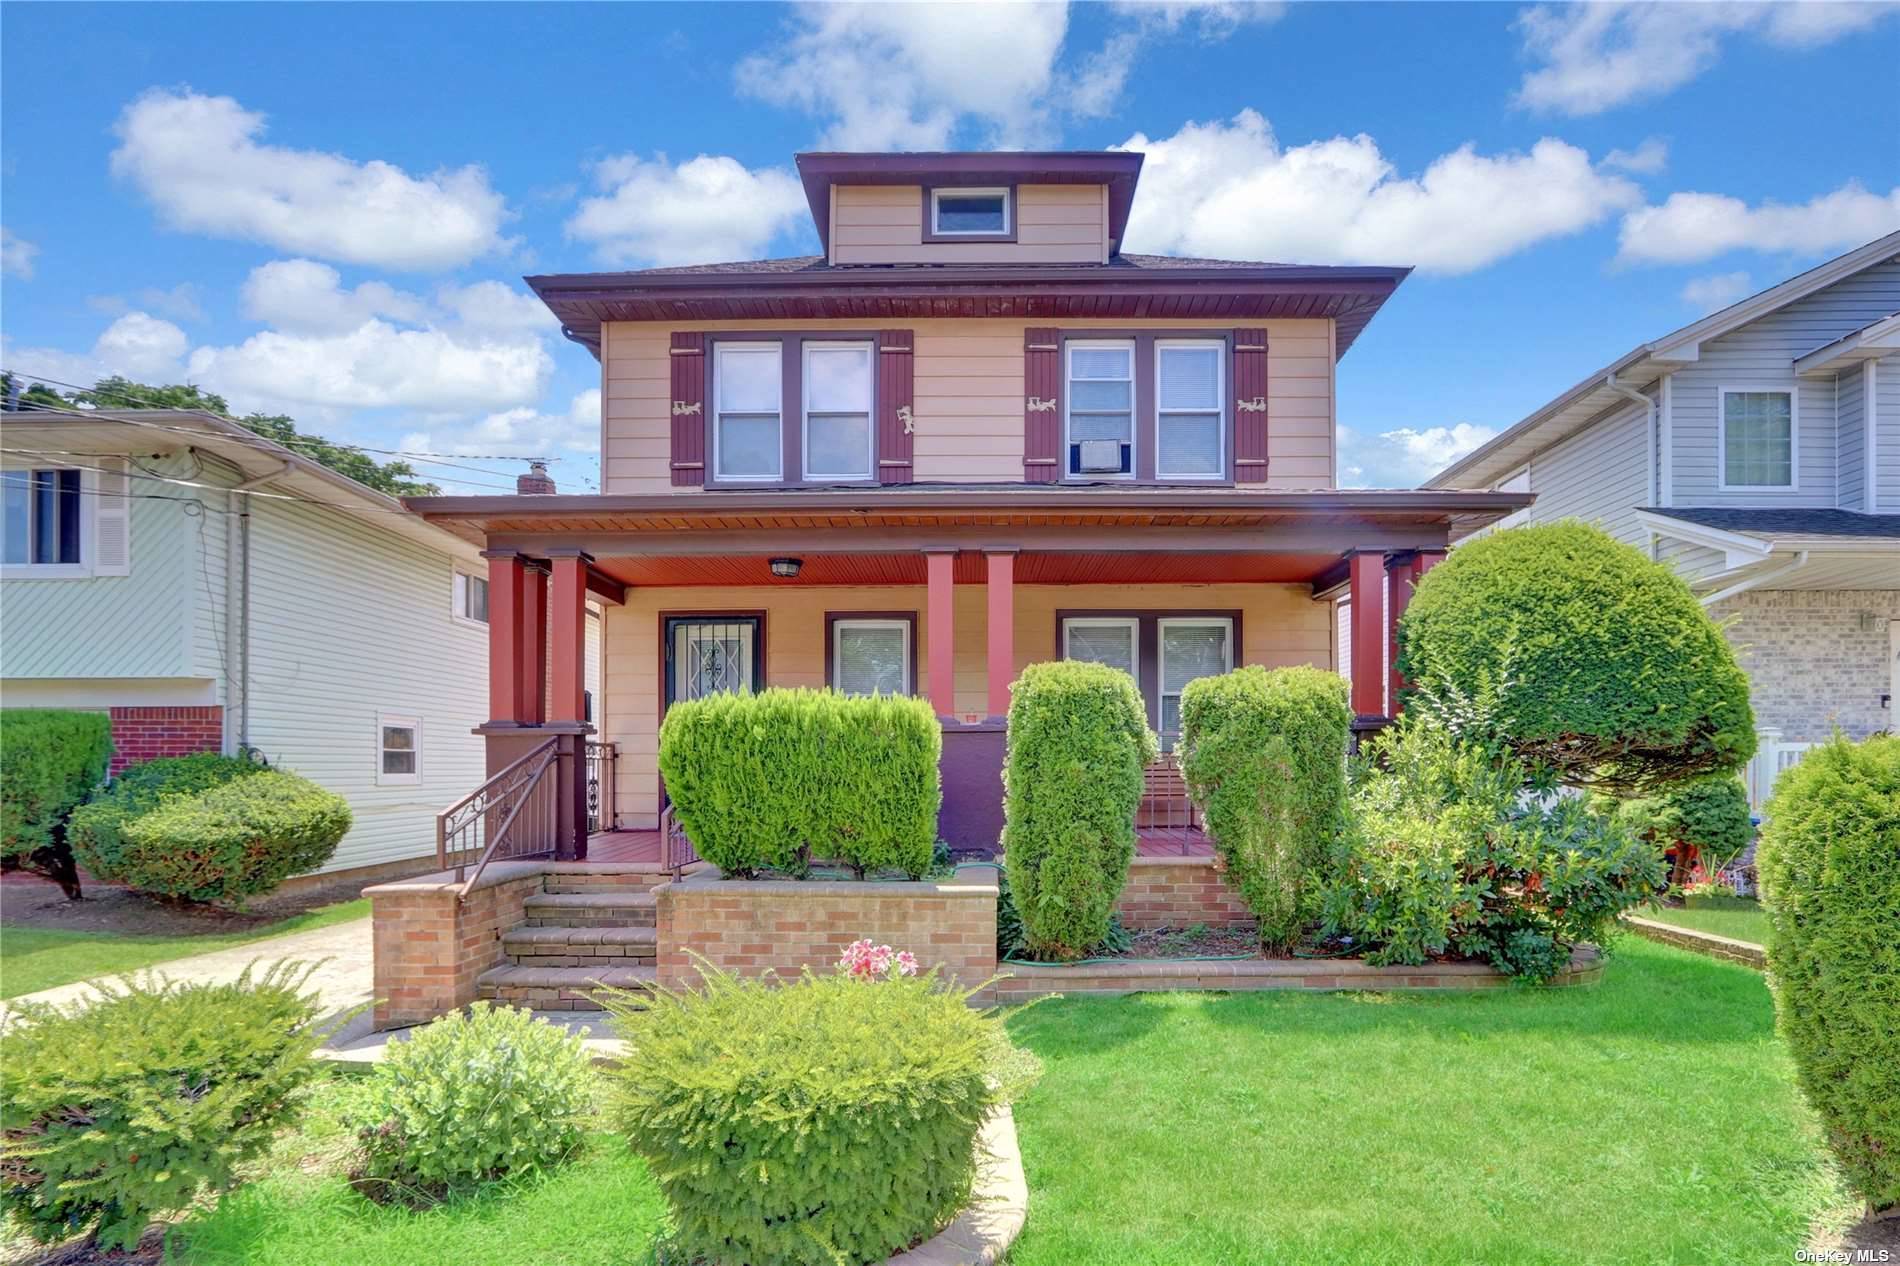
[985,550,1015,719]
[1386,549,1446,714]
[519,563,548,725]
[1347,551,1386,720]
[548,551,589,725]
[483,550,528,725]
[925,549,957,717]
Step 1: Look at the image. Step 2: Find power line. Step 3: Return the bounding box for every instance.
[0,447,427,516]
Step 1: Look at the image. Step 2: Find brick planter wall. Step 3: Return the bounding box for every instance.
[656,864,1000,1000]
[108,705,223,775]
[1115,855,1256,930]
[1622,916,1766,968]
[365,866,544,1028]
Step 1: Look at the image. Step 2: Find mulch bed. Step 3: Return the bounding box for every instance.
[1121,925,1263,958]
[0,869,399,940]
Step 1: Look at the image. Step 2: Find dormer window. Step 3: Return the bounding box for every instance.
[929,187,1010,237]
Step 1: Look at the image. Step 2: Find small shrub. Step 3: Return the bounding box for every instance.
[1002,661,1158,961]
[994,859,1130,961]
[658,687,940,878]
[1756,734,1900,1214]
[1397,521,1755,794]
[1324,714,1665,981]
[0,963,324,1251]
[1178,666,1350,949]
[0,708,113,899]
[602,956,1030,1266]
[70,755,349,903]
[347,1003,593,1204]
[1605,774,1754,882]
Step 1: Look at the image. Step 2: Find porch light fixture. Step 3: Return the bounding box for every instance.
[769,557,803,579]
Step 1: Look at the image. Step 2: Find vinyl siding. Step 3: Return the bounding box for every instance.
[1837,362,1865,511]
[1877,354,1900,511]
[1515,400,1652,547]
[602,316,1335,491]
[1654,537,1730,585]
[242,496,488,874]
[831,184,1106,265]
[1668,256,1900,507]
[601,581,1331,826]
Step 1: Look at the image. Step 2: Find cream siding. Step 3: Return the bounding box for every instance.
[830,184,1107,265]
[603,316,1335,491]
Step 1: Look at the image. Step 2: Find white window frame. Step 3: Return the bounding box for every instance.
[451,565,489,628]
[1064,339,1136,481]
[1717,385,1799,492]
[800,340,876,482]
[711,341,784,483]
[929,186,1011,237]
[1060,616,1141,676]
[1153,338,1227,481]
[376,712,422,787]
[0,462,93,580]
[1157,617,1234,732]
[831,618,912,696]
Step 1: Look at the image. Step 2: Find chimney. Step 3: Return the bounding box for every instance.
[516,460,556,495]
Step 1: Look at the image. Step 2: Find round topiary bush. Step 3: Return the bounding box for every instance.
[1396,521,1755,795]
[1606,774,1754,881]
[1756,734,1900,1216]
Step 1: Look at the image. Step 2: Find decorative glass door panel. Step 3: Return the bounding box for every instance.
[666,617,761,706]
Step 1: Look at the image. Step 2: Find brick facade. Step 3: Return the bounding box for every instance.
[655,865,1000,1000]
[107,705,223,776]
[365,867,542,1028]
[1115,856,1256,930]
[1709,589,1899,742]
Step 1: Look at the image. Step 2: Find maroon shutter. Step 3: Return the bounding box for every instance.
[1233,328,1269,484]
[877,329,915,484]
[1023,326,1060,483]
[669,332,706,487]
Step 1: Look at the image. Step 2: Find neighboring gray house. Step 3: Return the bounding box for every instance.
[1427,230,1900,807]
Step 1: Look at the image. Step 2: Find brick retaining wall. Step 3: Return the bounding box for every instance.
[1115,855,1255,930]
[365,865,544,1028]
[1622,916,1766,968]
[108,705,223,775]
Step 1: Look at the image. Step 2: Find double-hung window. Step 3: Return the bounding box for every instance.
[1721,388,1795,489]
[1155,341,1225,479]
[2,468,82,566]
[713,343,783,481]
[831,617,911,695]
[803,342,874,481]
[1060,613,1235,740]
[1062,617,1139,677]
[1158,618,1233,734]
[377,713,421,786]
[930,187,1010,236]
[1066,341,1135,477]
[452,569,488,625]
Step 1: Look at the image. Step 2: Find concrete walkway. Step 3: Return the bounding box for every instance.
[1,917,377,1046]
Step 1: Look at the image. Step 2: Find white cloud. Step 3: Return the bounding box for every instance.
[1602,138,1668,174]
[1109,0,1285,38]
[90,283,206,324]
[566,153,808,267]
[1336,421,1498,488]
[1515,2,1898,116]
[1680,271,1754,314]
[1,227,38,279]
[436,280,558,334]
[1117,110,1641,273]
[1381,423,1498,471]
[1617,183,1900,265]
[240,259,429,334]
[1,311,189,391]
[401,388,602,486]
[735,2,1073,148]
[110,88,513,271]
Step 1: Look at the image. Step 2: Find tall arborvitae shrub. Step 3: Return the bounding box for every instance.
[0,708,113,899]
[1178,666,1351,949]
[1002,661,1157,960]
[1756,734,1900,1216]
[657,687,940,878]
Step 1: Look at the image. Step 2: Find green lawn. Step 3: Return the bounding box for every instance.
[1636,900,1769,945]
[1003,937,1851,1265]
[0,898,370,999]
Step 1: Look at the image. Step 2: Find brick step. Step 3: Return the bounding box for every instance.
[542,871,669,894]
[477,963,655,1011]
[502,924,656,968]
[522,891,656,928]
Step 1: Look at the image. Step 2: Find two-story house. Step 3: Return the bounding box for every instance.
[404,150,1529,863]
[1426,230,1900,806]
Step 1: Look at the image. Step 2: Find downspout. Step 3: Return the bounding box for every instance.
[1700,551,1809,608]
[224,462,290,755]
[1605,372,1658,556]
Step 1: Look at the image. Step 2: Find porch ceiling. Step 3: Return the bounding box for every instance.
[589,550,1345,588]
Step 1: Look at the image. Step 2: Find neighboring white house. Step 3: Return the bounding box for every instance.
[0,406,524,882]
[1426,230,1900,805]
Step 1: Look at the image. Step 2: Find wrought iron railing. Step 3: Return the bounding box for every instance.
[584,740,615,835]
[660,803,700,877]
[436,737,561,887]
[1137,753,1201,854]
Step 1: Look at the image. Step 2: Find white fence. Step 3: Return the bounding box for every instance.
[1745,727,1816,813]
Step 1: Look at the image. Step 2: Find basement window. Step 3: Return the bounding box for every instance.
[930,187,1010,236]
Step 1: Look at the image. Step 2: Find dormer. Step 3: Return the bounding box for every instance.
[796,151,1144,267]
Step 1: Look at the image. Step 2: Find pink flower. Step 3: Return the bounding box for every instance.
[837,939,918,981]
[894,951,919,977]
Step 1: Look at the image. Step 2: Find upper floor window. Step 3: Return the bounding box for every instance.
[453,568,488,625]
[2,468,82,566]
[1066,341,1135,477]
[1155,341,1224,480]
[930,187,1010,236]
[1721,388,1795,489]
[713,343,784,481]
[803,342,874,481]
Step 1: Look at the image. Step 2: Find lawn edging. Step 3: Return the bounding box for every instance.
[1622,915,1766,969]
[886,1106,1026,1266]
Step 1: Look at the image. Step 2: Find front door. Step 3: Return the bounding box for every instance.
[664,616,763,708]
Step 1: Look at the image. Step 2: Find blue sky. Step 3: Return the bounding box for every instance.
[3,1,1897,492]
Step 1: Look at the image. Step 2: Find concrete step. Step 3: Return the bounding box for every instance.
[501,924,656,968]
[522,891,656,928]
[477,963,655,1011]
[541,869,670,895]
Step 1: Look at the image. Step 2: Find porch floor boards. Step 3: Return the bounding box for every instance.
[582,826,1213,863]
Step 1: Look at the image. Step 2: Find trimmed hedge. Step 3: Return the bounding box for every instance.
[1002,660,1158,961]
[657,687,940,879]
[1606,774,1754,876]
[70,754,349,903]
[0,963,323,1251]
[1756,734,1900,1214]
[1396,521,1755,794]
[1178,666,1350,949]
[0,708,113,899]
[602,961,1028,1266]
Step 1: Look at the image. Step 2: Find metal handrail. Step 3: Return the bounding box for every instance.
[436,736,561,888]
[660,802,699,877]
